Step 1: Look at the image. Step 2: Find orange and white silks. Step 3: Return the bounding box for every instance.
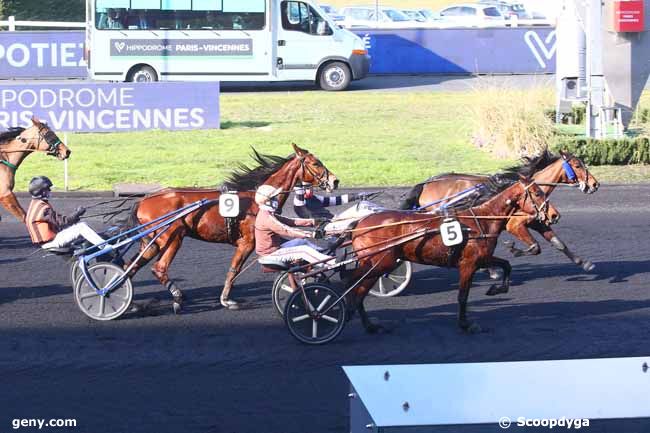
[25,199,57,244]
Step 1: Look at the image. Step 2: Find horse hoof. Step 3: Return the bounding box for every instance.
[365,323,385,335]
[172,301,182,315]
[220,298,241,310]
[486,285,499,296]
[468,322,482,334]
[583,261,595,272]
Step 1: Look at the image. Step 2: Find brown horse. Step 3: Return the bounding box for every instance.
[348,177,559,334]
[400,151,599,272]
[126,144,338,312]
[0,117,71,221]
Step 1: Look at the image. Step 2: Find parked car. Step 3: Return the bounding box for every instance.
[339,6,423,28]
[437,4,507,28]
[479,0,530,19]
[401,9,428,22]
[319,4,346,22]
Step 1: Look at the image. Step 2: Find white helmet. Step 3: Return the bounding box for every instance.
[255,184,282,206]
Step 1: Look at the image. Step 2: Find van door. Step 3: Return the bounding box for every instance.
[276,1,336,81]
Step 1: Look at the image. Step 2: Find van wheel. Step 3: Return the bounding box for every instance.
[127,65,158,83]
[319,62,351,91]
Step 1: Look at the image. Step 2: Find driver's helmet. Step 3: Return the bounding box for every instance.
[28,176,53,199]
[255,184,282,209]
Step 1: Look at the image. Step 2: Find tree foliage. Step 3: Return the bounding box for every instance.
[0,0,84,21]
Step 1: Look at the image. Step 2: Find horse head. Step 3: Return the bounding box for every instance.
[510,175,561,225]
[17,117,71,160]
[558,150,599,194]
[292,143,338,192]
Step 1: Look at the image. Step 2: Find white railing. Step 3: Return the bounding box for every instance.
[0,16,84,31]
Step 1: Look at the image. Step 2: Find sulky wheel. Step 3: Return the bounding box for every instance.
[369,260,412,298]
[284,283,346,345]
[70,259,81,287]
[74,263,133,321]
[272,271,316,318]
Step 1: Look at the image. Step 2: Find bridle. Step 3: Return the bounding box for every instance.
[522,181,552,223]
[0,125,64,172]
[299,155,331,191]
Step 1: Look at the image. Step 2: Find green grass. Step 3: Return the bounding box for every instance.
[13,91,650,192]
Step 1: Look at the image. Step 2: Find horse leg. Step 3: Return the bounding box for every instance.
[220,238,255,310]
[531,221,595,272]
[352,277,385,334]
[485,256,512,296]
[503,217,541,257]
[150,231,186,314]
[0,191,26,222]
[124,236,160,277]
[457,264,481,333]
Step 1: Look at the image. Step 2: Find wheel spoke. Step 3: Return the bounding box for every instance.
[79,290,101,300]
[98,295,105,316]
[321,314,339,324]
[388,274,407,283]
[291,314,310,323]
[379,282,387,294]
[312,320,318,338]
[316,295,332,312]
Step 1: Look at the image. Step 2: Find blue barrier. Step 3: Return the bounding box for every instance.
[0,28,555,79]
[0,82,220,132]
[353,28,556,74]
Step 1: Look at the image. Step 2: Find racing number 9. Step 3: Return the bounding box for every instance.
[440,219,463,247]
[219,193,240,218]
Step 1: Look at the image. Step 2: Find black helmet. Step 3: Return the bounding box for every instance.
[28,176,53,198]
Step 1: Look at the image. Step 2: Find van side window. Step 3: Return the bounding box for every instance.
[281,1,333,35]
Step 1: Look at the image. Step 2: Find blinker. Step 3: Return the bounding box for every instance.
[562,161,577,181]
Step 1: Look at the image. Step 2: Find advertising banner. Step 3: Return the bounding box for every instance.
[0,82,220,132]
[356,27,557,74]
[0,31,86,79]
[0,29,556,78]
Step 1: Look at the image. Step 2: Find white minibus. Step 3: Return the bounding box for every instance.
[85,0,370,90]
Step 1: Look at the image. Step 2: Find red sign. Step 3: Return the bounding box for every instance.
[614,0,645,32]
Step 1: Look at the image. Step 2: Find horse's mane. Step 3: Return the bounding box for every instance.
[424,150,561,186]
[490,150,561,182]
[222,148,292,191]
[0,127,25,144]
[438,177,511,213]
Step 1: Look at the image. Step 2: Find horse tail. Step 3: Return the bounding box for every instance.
[125,200,141,228]
[399,183,424,210]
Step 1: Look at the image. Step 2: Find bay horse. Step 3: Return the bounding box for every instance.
[126,144,338,312]
[400,151,599,273]
[348,177,558,334]
[0,117,71,222]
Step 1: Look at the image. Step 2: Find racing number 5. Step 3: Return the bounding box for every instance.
[440,219,463,247]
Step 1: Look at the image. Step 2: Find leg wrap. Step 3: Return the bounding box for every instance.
[165,281,183,300]
[550,236,567,251]
[228,267,238,274]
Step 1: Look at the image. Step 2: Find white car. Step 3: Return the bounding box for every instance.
[437,4,507,28]
[339,6,423,28]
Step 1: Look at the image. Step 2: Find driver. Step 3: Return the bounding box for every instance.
[292,182,368,220]
[25,176,105,250]
[254,184,333,266]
